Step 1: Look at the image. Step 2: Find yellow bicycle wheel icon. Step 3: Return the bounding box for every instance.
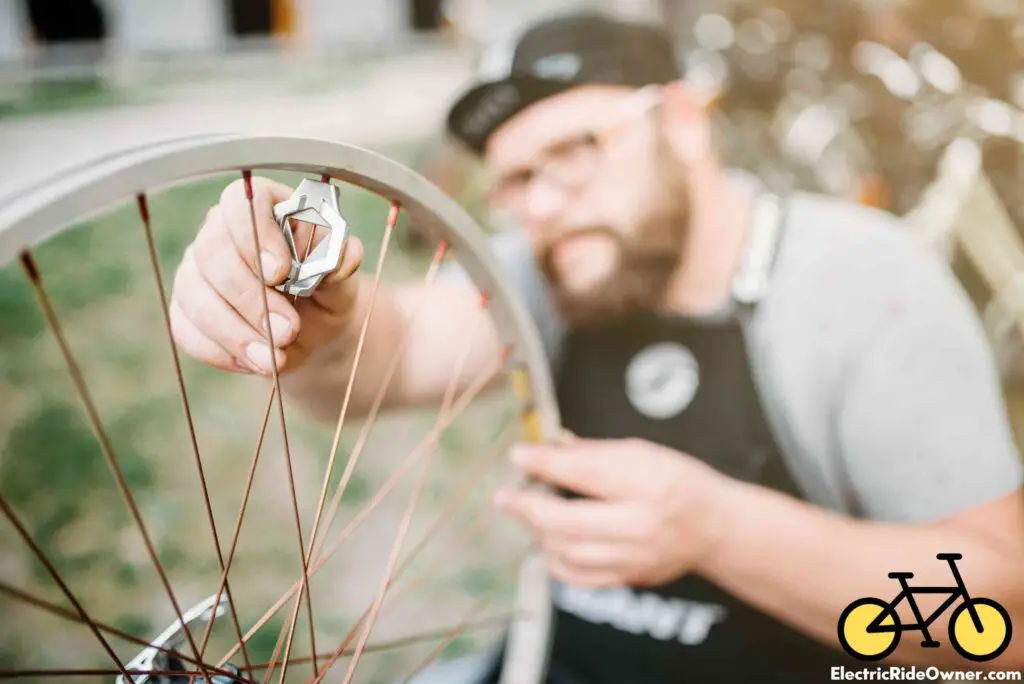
[839,597,901,661]
[949,598,1013,661]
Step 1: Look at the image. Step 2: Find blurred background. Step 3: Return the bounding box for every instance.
[2,0,1024,680]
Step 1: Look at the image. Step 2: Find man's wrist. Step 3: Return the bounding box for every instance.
[694,474,752,579]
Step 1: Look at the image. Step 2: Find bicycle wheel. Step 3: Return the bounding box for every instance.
[0,134,559,683]
[837,597,901,661]
[948,597,1013,662]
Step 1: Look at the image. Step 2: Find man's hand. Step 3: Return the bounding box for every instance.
[495,435,737,588]
[170,176,364,375]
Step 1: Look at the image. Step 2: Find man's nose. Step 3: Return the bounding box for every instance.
[521,177,568,226]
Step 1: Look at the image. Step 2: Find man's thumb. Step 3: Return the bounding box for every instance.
[307,234,365,315]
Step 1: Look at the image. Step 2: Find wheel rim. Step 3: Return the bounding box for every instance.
[0,134,559,683]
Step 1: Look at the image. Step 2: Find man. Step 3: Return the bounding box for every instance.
[170,11,1024,683]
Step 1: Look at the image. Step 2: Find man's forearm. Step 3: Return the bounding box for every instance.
[699,482,1024,669]
[280,278,410,423]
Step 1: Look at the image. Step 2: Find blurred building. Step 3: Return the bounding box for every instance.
[0,0,448,62]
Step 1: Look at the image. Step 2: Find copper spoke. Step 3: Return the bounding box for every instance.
[0,669,225,680]
[314,302,489,684]
[241,171,317,682]
[18,250,216,684]
[213,182,325,674]
[137,194,254,678]
[309,238,448,561]
[0,579,259,683]
[268,200,401,684]
[398,552,528,684]
[217,351,506,668]
[0,495,128,677]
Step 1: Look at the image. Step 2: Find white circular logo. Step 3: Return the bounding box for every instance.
[625,342,700,420]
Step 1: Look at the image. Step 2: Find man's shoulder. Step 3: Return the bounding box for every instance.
[764,191,956,332]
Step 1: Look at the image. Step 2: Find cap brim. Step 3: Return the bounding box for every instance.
[447,75,577,155]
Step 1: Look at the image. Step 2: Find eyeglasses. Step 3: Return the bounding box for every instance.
[485,85,664,215]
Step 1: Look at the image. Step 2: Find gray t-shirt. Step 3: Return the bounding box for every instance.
[484,190,1023,523]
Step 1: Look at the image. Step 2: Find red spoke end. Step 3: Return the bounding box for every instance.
[387,201,401,227]
[479,290,491,308]
[436,240,449,259]
[242,170,254,200]
[500,345,513,364]
[320,174,331,183]
[19,251,40,283]
[136,194,151,223]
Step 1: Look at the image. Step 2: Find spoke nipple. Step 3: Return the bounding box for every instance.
[434,240,449,261]
[242,171,254,200]
[19,251,40,283]
[136,194,151,223]
[387,201,401,227]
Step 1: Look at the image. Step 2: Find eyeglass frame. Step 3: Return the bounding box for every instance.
[484,84,665,215]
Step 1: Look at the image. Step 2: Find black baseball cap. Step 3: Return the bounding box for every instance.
[446,11,681,155]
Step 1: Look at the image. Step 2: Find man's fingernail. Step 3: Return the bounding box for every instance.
[260,252,281,282]
[510,446,530,467]
[493,489,511,508]
[245,341,276,373]
[265,313,292,343]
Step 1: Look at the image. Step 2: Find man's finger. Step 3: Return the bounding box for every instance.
[193,215,301,347]
[170,300,252,374]
[220,177,294,285]
[305,233,364,316]
[509,439,644,499]
[494,487,644,539]
[545,557,621,589]
[173,249,285,374]
[543,539,627,572]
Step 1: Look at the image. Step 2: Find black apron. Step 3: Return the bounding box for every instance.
[543,306,848,684]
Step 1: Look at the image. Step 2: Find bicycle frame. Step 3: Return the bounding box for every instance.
[868,556,976,638]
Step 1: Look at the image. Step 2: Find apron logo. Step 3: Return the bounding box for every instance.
[624,342,700,420]
[838,553,1012,662]
[554,583,727,645]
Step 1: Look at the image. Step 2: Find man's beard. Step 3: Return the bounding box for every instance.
[537,152,691,329]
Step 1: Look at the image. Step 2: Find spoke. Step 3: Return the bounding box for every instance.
[0,495,128,677]
[268,200,402,684]
[0,581,256,684]
[243,612,522,671]
[241,170,317,681]
[213,182,325,673]
[393,421,515,577]
[276,509,508,684]
[0,669,222,680]
[217,351,507,668]
[137,194,253,677]
[18,250,216,684]
[314,303,489,684]
[309,237,448,562]
[398,553,528,684]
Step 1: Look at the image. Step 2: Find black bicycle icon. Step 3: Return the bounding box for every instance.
[838,553,1012,662]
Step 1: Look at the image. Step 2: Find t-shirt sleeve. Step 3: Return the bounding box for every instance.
[834,231,1024,522]
[439,229,565,366]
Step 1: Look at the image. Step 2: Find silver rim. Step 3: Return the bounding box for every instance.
[0,134,558,684]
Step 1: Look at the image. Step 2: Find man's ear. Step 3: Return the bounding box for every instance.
[659,80,713,166]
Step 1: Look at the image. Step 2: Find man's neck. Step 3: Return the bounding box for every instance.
[659,165,756,317]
